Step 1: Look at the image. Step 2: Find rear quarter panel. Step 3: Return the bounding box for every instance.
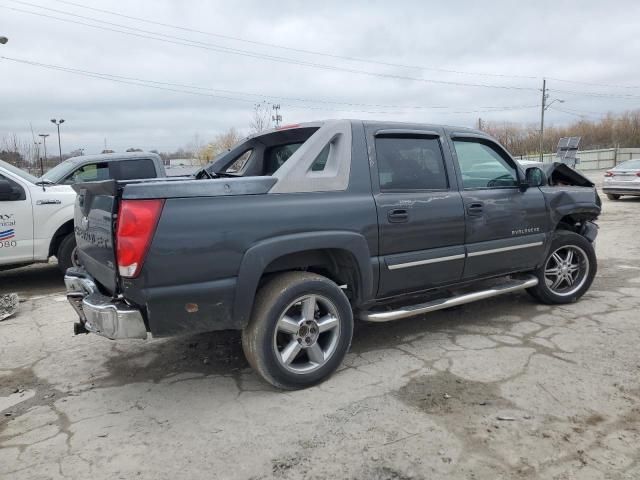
[122,191,378,336]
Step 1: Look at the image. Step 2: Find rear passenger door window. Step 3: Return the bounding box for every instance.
[375,137,448,191]
[113,159,157,180]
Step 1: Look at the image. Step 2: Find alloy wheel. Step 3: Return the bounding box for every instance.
[544,245,589,296]
[272,294,341,374]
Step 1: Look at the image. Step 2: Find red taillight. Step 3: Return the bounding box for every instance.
[636,172,640,177]
[116,199,164,278]
[604,171,614,177]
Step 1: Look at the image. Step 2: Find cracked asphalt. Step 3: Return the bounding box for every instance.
[1,192,639,480]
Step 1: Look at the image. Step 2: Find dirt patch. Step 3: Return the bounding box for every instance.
[0,366,63,434]
[357,466,416,480]
[396,370,515,415]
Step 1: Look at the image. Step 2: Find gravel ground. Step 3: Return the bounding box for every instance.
[1,185,639,480]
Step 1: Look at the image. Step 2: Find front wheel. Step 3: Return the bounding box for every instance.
[242,271,353,390]
[527,230,597,304]
[606,194,621,200]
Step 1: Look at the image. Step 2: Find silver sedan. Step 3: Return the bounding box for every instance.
[602,159,640,200]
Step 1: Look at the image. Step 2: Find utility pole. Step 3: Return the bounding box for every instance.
[51,119,65,161]
[477,117,483,130]
[539,78,547,163]
[538,79,565,164]
[272,104,282,128]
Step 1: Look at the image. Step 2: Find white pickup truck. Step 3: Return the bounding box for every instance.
[0,159,77,272]
[1,152,168,272]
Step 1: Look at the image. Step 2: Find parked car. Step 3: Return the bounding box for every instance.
[65,120,601,389]
[602,159,640,200]
[0,153,166,272]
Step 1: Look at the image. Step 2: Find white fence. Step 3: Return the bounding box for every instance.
[519,147,640,171]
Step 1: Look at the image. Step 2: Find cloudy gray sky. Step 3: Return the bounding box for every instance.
[1,0,639,154]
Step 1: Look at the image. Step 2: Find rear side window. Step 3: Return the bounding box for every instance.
[310,143,330,172]
[264,143,303,175]
[375,137,448,191]
[114,159,157,180]
[226,149,253,173]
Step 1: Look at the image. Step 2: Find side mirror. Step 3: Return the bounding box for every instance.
[0,179,14,201]
[521,167,546,191]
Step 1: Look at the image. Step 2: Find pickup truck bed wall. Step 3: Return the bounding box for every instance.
[72,120,600,338]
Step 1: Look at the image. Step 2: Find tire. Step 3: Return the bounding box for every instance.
[242,271,353,390]
[527,230,597,305]
[606,194,621,200]
[56,233,78,274]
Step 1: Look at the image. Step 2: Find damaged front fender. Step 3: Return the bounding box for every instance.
[537,162,601,238]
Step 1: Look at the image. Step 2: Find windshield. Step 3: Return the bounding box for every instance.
[41,158,82,183]
[0,159,40,184]
[616,159,640,170]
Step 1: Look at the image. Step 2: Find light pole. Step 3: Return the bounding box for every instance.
[51,119,65,161]
[38,133,50,162]
[34,141,42,178]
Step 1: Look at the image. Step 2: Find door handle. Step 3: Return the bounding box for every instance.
[388,209,409,223]
[466,202,484,216]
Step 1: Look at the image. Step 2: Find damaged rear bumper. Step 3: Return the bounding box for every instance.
[65,267,147,340]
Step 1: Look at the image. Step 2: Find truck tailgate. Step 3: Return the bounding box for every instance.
[72,180,119,293]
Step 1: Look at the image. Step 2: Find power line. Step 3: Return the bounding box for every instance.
[47,0,640,90]
[0,55,536,112]
[545,76,640,90]
[1,2,539,92]
[549,87,640,100]
[0,55,539,116]
[548,106,607,119]
[8,1,639,96]
[52,0,539,81]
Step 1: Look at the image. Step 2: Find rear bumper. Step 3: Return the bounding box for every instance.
[602,187,640,196]
[65,267,147,340]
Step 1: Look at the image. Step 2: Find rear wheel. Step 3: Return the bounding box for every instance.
[527,230,596,304]
[242,271,353,390]
[606,194,621,200]
[56,233,79,273]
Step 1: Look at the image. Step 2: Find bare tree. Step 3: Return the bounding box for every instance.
[192,128,244,166]
[480,108,640,156]
[1,133,35,168]
[249,102,272,134]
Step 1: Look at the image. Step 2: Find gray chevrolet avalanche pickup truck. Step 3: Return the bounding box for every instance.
[65,120,601,389]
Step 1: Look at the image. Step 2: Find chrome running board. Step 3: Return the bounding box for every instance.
[360,275,538,322]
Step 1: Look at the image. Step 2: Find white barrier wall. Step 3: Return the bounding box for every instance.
[518,147,640,171]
